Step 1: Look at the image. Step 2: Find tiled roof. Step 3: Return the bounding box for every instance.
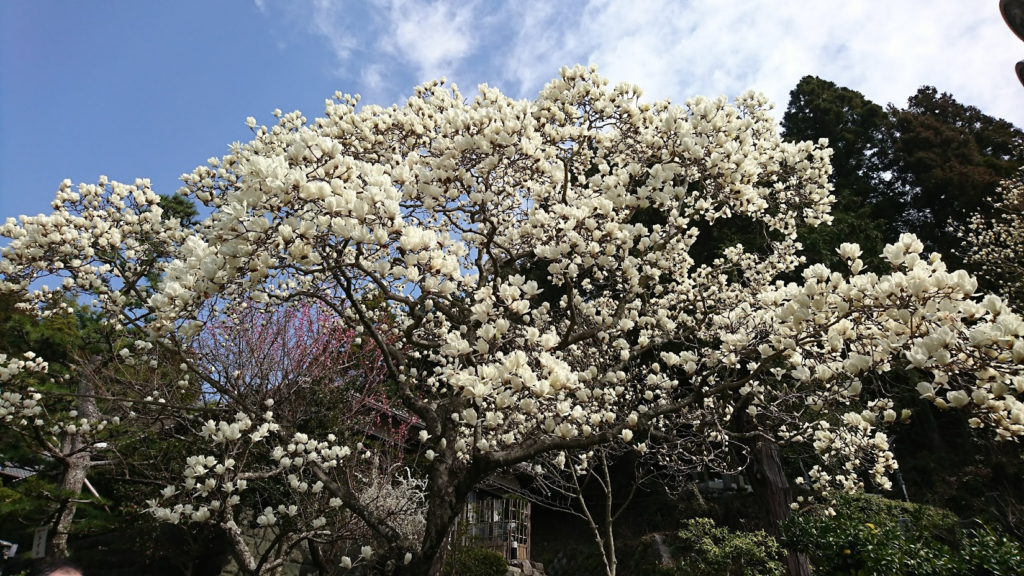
[0,462,37,480]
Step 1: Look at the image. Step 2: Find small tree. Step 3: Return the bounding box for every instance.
[523,445,657,576]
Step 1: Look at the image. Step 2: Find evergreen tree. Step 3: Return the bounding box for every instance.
[884,86,1024,264]
[780,76,894,272]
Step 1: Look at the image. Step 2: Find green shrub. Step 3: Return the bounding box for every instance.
[954,524,1024,576]
[824,493,957,534]
[782,494,1024,575]
[783,511,950,575]
[667,518,784,576]
[442,546,508,576]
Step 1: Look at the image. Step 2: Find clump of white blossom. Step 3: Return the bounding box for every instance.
[0,353,49,424]
[964,168,1024,302]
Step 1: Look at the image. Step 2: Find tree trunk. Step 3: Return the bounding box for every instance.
[396,458,478,576]
[749,439,811,576]
[48,379,100,559]
[49,436,90,558]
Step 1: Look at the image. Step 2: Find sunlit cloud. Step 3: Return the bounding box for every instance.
[255,0,1023,126]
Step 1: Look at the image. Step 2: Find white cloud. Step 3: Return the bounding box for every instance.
[505,0,1023,126]
[309,0,360,63]
[376,0,479,83]
[256,0,1024,127]
[361,63,385,92]
[255,0,481,98]
[497,0,585,97]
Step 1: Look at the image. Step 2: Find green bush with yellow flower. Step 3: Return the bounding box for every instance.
[781,493,1024,575]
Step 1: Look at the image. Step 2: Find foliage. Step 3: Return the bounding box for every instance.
[0,295,123,559]
[780,78,1024,272]
[157,192,200,227]
[785,512,949,575]
[955,523,1024,576]
[780,76,893,272]
[883,86,1024,262]
[830,493,956,532]
[442,546,508,576]
[0,482,32,548]
[669,518,784,576]
[782,494,1024,575]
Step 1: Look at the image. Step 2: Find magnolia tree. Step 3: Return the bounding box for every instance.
[964,168,1024,302]
[4,66,1024,574]
[0,178,202,559]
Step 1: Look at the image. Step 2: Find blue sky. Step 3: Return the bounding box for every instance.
[2,0,1022,222]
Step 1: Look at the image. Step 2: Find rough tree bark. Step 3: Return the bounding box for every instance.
[748,439,811,576]
[48,379,100,559]
[406,457,478,576]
